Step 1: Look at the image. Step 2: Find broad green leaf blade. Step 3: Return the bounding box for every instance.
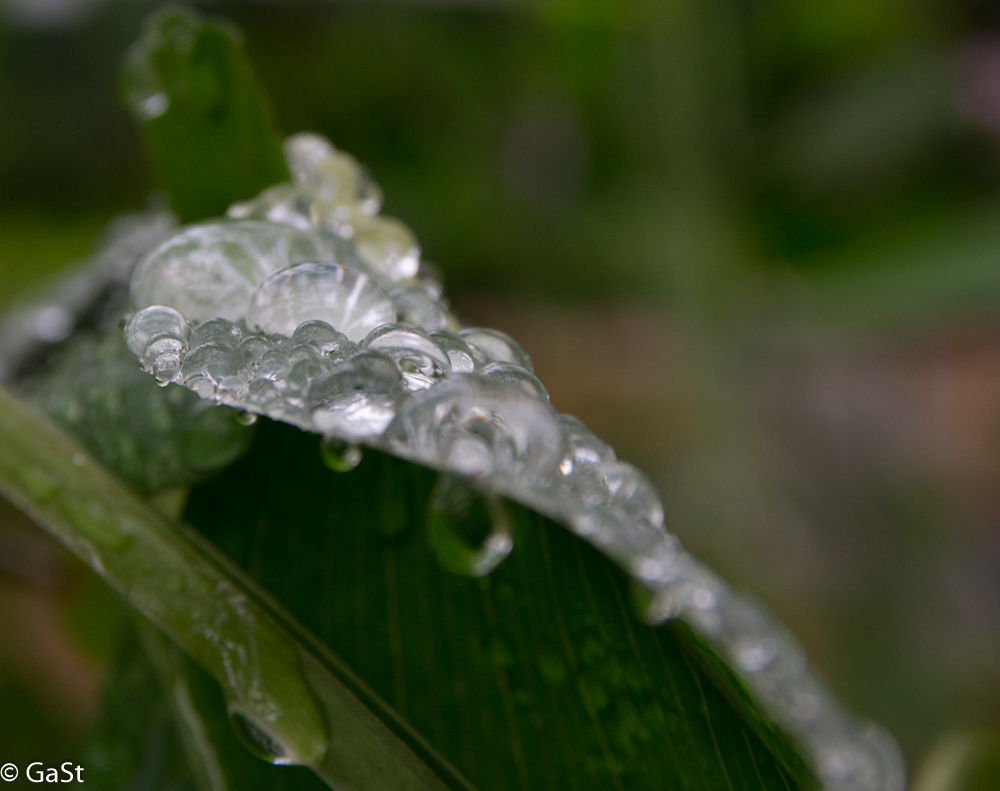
[0,385,472,791]
[186,418,817,791]
[120,6,288,223]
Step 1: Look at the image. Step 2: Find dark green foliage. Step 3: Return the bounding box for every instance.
[85,616,196,791]
[119,6,288,223]
[36,333,255,494]
[184,419,814,791]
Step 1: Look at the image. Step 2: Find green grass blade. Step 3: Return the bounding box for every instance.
[119,5,289,223]
[0,385,472,791]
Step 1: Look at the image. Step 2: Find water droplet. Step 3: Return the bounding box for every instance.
[480,362,548,400]
[352,216,420,282]
[426,474,513,577]
[239,335,272,367]
[569,461,663,531]
[143,334,187,382]
[181,343,243,384]
[735,639,778,673]
[429,331,480,373]
[125,305,189,357]
[559,415,616,475]
[320,438,363,472]
[385,376,562,484]
[257,349,291,382]
[361,324,450,391]
[142,92,169,118]
[228,183,315,231]
[190,317,242,349]
[458,327,532,370]
[235,411,258,426]
[292,320,352,357]
[285,133,382,216]
[33,306,73,342]
[391,286,452,332]
[131,221,337,323]
[228,711,287,764]
[307,352,404,440]
[247,263,395,342]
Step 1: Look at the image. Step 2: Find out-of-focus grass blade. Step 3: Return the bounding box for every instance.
[119,5,288,223]
[0,385,471,791]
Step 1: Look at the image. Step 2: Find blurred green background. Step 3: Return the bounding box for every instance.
[2,0,1000,784]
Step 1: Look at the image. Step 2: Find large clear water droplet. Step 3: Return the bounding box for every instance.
[130,221,337,323]
[426,474,513,577]
[247,263,395,342]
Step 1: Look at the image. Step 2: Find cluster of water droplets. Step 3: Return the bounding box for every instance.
[122,132,904,791]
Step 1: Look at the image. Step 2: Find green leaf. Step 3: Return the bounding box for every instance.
[0,385,472,791]
[119,5,289,223]
[184,417,817,791]
[85,612,198,791]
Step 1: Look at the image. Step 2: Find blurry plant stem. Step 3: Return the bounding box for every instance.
[636,0,797,573]
[0,385,468,791]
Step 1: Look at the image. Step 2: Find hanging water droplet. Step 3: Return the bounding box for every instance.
[320,438,363,472]
[235,411,258,426]
[247,263,395,342]
[426,474,513,577]
[228,711,287,764]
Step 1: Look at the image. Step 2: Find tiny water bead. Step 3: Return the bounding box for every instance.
[117,130,906,791]
[247,263,395,342]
